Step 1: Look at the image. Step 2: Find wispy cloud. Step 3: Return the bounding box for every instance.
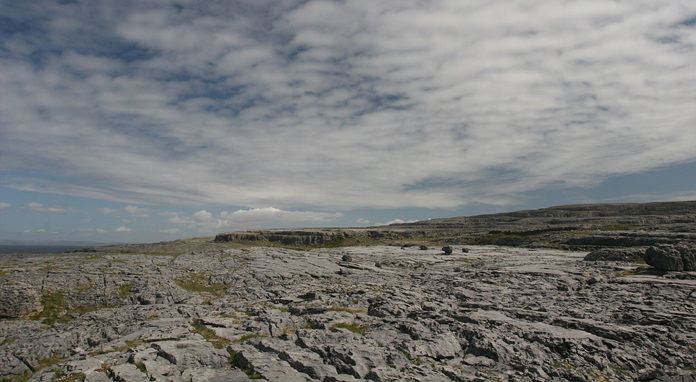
[1,1,695,211]
[168,207,342,232]
[0,202,11,211]
[124,205,149,217]
[28,202,69,214]
[115,226,133,232]
[98,207,117,215]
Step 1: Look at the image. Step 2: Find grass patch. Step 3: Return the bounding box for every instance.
[174,273,227,298]
[228,350,262,379]
[608,364,630,377]
[400,350,423,365]
[87,339,143,356]
[326,306,366,314]
[599,224,637,231]
[329,322,368,335]
[75,281,93,293]
[116,283,132,299]
[191,319,230,349]
[52,373,86,382]
[30,290,70,326]
[237,333,264,343]
[615,266,664,278]
[1,337,16,346]
[551,361,576,371]
[134,362,147,374]
[1,369,32,382]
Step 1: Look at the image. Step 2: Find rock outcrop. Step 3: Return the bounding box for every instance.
[583,248,645,262]
[1,243,695,381]
[645,242,696,271]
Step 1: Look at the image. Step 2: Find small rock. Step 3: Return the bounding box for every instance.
[341,254,353,262]
[461,248,469,253]
[442,246,453,255]
[419,245,428,250]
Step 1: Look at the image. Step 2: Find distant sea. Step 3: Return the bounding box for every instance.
[0,245,87,255]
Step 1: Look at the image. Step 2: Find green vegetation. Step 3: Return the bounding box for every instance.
[615,266,664,278]
[1,337,16,346]
[134,362,147,374]
[608,364,630,377]
[191,319,230,349]
[400,350,423,365]
[551,361,576,371]
[599,224,637,231]
[174,273,227,298]
[117,283,132,299]
[75,281,94,293]
[228,350,262,379]
[326,306,366,313]
[52,373,86,382]
[1,369,32,382]
[87,339,143,356]
[330,322,368,335]
[30,290,71,326]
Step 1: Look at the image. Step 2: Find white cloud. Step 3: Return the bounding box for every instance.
[28,202,68,214]
[124,205,149,217]
[98,207,117,215]
[168,207,342,233]
[0,202,10,211]
[159,228,180,234]
[1,1,695,210]
[115,226,133,232]
[24,228,46,233]
[355,218,370,226]
[376,219,418,226]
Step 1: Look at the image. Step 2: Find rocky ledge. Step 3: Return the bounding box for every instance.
[1,243,695,381]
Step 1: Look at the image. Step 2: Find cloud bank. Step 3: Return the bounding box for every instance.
[1,1,695,210]
[168,207,342,232]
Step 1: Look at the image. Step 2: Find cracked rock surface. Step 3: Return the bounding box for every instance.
[1,245,695,381]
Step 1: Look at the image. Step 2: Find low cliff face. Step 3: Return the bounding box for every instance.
[214,230,356,246]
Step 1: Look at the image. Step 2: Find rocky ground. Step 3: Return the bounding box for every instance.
[1,242,695,381]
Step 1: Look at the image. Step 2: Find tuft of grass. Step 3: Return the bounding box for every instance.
[190,319,230,349]
[134,362,147,374]
[237,333,264,343]
[615,266,664,278]
[1,369,32,382]
[75,281,93,293]
[1,337,16,346]
[608,364,630,377]
[117,283,132,299]
[326,306,366,314]
[174,273,227,298]
[551,361,576,371]
[30,290,70,326]
[52,373,86,382]
[329,322,368,335]
[228,350,262,379]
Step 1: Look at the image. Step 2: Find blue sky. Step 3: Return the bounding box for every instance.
[1,0,695,243]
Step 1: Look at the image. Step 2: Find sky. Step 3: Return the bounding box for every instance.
[1,0,695,243]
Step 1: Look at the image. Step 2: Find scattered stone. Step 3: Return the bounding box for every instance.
[442,246,453,255]
[341,254,353,262]
[462,247,469,253]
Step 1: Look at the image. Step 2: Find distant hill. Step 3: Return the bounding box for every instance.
[215,201,696,249]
